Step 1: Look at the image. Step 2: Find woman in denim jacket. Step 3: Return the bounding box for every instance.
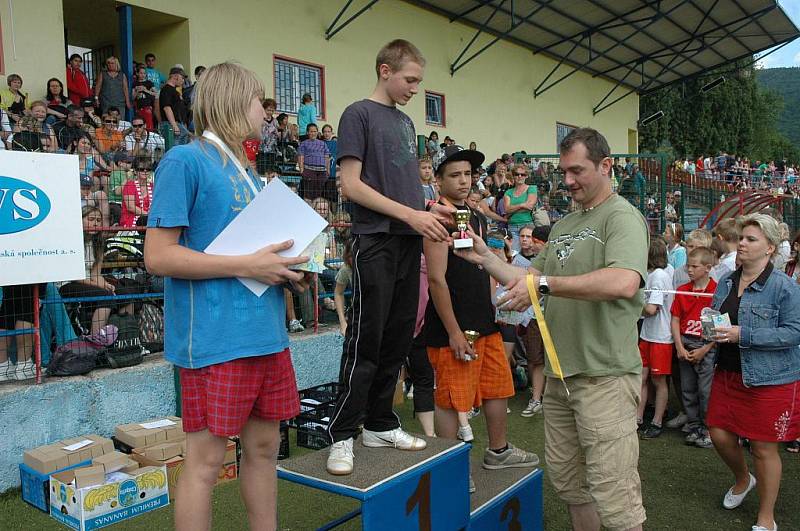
[706,214,800,531]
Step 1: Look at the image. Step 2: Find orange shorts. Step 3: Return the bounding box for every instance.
[427,332,514,412]
[638,340,673,375]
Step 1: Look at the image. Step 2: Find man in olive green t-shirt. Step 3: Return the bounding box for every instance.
[455,128,648,531]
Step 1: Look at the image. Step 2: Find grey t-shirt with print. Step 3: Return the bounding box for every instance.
[532,194,648,378]
[336,99,423,235]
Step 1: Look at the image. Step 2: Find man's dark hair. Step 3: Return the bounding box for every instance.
[560,127,611,166]
[145,53,156,61]
[262,98,277,109]
[306,123,318,133]
[107,106,120,115]
[277,113,288,124]
[68,53,82,62]
[194,65,206,77]
[68,107,84,118]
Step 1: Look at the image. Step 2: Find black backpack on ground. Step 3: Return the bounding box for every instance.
[98,313,144,368]
[47,338,105,376]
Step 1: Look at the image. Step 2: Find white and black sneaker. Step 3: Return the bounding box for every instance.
[362,428,426,450]
[521,398,542,417]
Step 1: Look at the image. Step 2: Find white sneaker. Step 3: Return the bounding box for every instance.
[457,425,474,442]
[406,385,414,399]
[752,524,777,531]
[288,319,304,333]
[12,360,35,381]
[521,399,542,417]
[467,408,481,419]
[0,361,12,382]
[326,438,354,475]
[723,473,756,509]
[362,428,426,450]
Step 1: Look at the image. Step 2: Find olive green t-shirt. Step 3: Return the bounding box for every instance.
[532,194,648,378]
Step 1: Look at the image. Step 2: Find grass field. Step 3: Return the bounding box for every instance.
[1,391,798,530]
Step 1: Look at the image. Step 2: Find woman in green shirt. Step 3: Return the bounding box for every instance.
[503,164,538,251]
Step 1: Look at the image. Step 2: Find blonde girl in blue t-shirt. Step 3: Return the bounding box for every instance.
[145,62,310,531]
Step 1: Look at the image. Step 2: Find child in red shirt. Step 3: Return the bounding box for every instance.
[670,247,717,448]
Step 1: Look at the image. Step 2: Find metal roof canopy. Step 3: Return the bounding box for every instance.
[327,1,799,114]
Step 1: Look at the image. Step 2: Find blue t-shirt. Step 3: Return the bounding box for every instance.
[145,67,166,91]
[668,245,687,269]
[298,103,317,135]
[147,140,289,369]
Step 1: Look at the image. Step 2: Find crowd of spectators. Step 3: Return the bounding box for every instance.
[675,152,800,198]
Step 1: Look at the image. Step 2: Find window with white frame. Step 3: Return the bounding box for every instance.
[425,91,445,127]
[274,57,325,119]
[556,122,577,151]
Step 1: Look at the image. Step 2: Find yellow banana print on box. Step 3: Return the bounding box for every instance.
[83,484,119,511]
[136,470,167,490]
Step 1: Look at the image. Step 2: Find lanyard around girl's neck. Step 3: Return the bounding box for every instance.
[202,130,259,196]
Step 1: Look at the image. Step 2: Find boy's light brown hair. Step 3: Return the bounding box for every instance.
[687,247,714,267]
[375,39,426,77]
[686,228,712,248]
[418,155,432,165]
[713,218,739,243]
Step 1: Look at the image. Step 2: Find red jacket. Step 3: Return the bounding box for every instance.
[66,66,91,106]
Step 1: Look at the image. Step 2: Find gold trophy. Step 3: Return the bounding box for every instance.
[463,330,479,361]
[453,210,473,249]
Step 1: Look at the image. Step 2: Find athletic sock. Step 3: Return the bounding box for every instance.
[490,445,509,454]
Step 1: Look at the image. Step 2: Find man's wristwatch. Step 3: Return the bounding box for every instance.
[538,276,550,295]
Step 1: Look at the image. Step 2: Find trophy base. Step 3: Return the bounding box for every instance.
[454,238,474,249]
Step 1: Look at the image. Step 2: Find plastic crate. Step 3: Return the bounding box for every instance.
[278,422,290,460]
[299,382,340,405]
[295,402,336,450]
[20,459,92,512]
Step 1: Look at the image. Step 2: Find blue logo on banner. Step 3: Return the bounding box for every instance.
[118,480,138,507]
[0,176,51,235]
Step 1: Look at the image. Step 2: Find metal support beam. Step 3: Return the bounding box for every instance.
[531,0,662,56]
[594,2,780,114]
[582,0,716,71]
[533,35,584,97]
[592,60,641,112]
[449,1,484,23]
[450,1,552,75]
[117,5,133,122]
[594,3,779,80]
[533,0,688,97]
[450,0,506,75]
[503,0,690,82]
[325,0,379,40]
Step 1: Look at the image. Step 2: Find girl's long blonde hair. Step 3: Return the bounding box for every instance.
[193,62,265,165]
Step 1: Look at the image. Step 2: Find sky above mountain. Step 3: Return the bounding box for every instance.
[755,0,800,69]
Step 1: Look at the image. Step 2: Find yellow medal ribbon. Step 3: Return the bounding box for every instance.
[526,274,569,396]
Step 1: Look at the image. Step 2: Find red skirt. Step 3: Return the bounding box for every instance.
[707,369,800,442]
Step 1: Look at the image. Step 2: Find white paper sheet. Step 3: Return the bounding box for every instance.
[140,419,176,429]
[204,178,329,296]
[62,439,93,451]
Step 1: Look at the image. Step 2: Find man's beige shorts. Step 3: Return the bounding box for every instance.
[543,373,647,530]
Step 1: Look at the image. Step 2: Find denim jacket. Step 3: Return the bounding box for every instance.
[711,265,800,386]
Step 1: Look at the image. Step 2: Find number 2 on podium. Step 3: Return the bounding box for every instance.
[405,471,431,531]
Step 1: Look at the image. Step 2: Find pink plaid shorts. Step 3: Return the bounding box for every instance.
[179,349,300,436]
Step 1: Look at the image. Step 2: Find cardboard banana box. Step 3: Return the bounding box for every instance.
[49,454,168,531]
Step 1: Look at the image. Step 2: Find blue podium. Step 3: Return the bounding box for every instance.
[277,436,543,530]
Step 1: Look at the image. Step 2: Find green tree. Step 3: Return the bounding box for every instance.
[639,60,795,163]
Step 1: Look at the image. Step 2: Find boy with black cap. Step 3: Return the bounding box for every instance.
[424,145,539,491]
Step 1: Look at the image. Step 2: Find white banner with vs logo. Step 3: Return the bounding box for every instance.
[0,151,85,285]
